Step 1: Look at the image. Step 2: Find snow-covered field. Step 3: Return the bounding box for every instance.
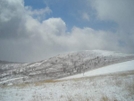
[0,60,134,101]
[59,60,134,80]
[0,71,134,101]
[0,50,134,101]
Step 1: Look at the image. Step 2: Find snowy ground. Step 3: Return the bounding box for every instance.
[0,70,134,101]
[59,60,134,80]
[0,60,134,101]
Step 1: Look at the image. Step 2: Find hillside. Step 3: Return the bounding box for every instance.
[0,67,134,101]
[59,60,134,80]
[0,50,134,101]
[0,50,134,85]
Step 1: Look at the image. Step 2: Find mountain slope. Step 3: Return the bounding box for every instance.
[59,60,134,80]
[0,69,134,101]
[0,50,134,85]
[0,50,134,101]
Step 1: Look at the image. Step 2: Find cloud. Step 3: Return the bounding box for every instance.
[0,0,134,62]
[0,0,24,22]
[41,18,66,36]
[82,12,90,21]
[89,0,134,53]
[90,0,134,32]
[26,6,52,21]
[0,0,68,62]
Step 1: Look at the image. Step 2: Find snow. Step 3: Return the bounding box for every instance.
[59,60,134,80]
[0,77,25,84]
[0,50,134,101]
[1,50,134,85]
[0,70,134,101]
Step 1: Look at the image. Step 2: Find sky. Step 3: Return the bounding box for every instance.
[0,0,134,62]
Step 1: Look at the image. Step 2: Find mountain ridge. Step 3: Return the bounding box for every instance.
[0,50,134,86]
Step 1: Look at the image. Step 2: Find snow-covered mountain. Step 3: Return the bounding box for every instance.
[0,50,134,101]
[0,60,134,101]
[0,50,134,85]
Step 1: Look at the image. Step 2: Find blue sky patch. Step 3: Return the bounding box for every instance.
[24,0,117,31]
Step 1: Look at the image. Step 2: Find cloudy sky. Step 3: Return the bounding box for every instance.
[0,0,134,62]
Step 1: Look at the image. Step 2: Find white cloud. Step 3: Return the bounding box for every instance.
[0,0,134,62]
[27,7,51,16]
[0,0,25,22]
[26,6,52,21]
[90,0,134,32]
[41,18,66,36]
[82,12,90,21]
[89,0,134,53]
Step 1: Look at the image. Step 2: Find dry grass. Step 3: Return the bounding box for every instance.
[100,96,109,101]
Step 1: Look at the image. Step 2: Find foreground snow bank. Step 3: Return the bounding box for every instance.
[59,60,134,80]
